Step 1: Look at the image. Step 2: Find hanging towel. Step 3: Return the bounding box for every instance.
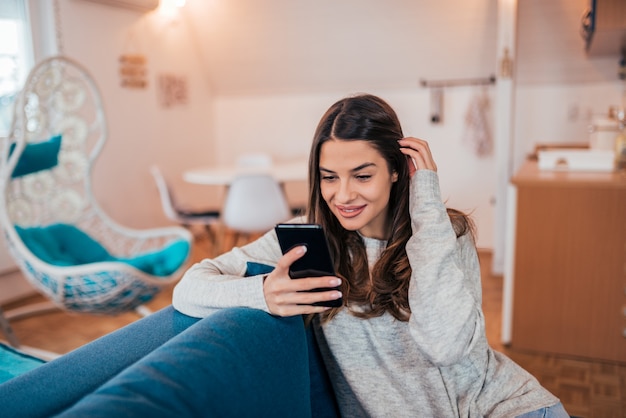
[463,92,492,157]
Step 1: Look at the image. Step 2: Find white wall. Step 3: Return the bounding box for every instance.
[514,82,624,171]
[50,0,217,228]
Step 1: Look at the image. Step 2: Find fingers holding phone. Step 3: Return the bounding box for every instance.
[263,245,342,317]
[274,224,344,309]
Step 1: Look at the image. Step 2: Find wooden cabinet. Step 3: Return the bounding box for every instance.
[507,161,626,363]
[585,0,626,56]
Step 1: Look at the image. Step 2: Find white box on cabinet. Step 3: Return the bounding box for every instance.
[537,149,615,172]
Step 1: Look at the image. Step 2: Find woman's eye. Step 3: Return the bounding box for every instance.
[321,175,336,181]
[356,174,371,181]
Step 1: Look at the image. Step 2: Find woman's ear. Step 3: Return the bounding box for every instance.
[392,171,399,182]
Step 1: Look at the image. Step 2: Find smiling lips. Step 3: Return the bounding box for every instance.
[335,204,366,218]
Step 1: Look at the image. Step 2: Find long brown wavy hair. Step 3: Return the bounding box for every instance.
[307,94,474,322]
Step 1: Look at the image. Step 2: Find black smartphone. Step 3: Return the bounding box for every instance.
[274,223,342,308]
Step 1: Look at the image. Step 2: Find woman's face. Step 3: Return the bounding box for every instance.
[319,139,398,240]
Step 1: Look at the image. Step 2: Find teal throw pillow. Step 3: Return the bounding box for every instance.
[15,223,114,266]
[244,262,274,276]
[10,134,62,178]
[121,240,190,277]
[0,342,46,384]
[15,223,190,276]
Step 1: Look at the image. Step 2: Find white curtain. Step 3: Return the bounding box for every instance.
[0,0,33,273]
[0,0,33,137]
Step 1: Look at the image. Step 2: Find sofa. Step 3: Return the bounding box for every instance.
[0,305,340,417]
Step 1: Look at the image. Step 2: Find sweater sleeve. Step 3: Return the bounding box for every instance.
[172,229,285,318]
[406,170,483,366]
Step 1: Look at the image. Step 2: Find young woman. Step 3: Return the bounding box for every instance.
[173,94,568,417]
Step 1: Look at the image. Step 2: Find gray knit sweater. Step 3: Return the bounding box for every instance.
[172,170,560,417]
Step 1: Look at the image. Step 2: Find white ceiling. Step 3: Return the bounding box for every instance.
[179,0,622,96]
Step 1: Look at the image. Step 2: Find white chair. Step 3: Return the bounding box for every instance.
[221,174,291,250]
[235,153,273,168]
[0,56,192,349]
[150,165,220,244]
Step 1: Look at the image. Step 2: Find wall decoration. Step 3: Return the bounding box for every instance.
[119,54,147,89]
[157,73,188,107]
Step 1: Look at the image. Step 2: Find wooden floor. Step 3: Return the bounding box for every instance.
[2,237,625,417]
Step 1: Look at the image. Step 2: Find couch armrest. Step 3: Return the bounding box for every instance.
[56,308,311,417]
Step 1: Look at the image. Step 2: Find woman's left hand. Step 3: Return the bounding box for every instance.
[397,137,437,177]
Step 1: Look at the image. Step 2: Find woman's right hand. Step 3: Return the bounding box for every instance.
[397,137,437,177]
[263,246,342,316]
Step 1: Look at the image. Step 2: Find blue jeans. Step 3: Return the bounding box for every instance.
[517,402,570,418]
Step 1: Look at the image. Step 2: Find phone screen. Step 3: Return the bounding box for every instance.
[274,223,342,307]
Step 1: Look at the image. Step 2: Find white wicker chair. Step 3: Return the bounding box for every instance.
[0,56,192,324]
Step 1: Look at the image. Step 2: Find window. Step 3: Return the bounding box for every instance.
[0,0,33,137]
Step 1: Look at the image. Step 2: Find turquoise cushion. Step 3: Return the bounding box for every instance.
[0,343,46,384]
[244,261,274,276]
[15,224,189,277]
[15,224,114,266]
[121,240,190,277]
[10,134,62,178]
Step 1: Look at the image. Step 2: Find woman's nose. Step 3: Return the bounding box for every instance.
[336,180,355,202]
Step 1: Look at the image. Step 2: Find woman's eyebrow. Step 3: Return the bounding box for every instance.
[351,162,376,172]
[320,162,376,174]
